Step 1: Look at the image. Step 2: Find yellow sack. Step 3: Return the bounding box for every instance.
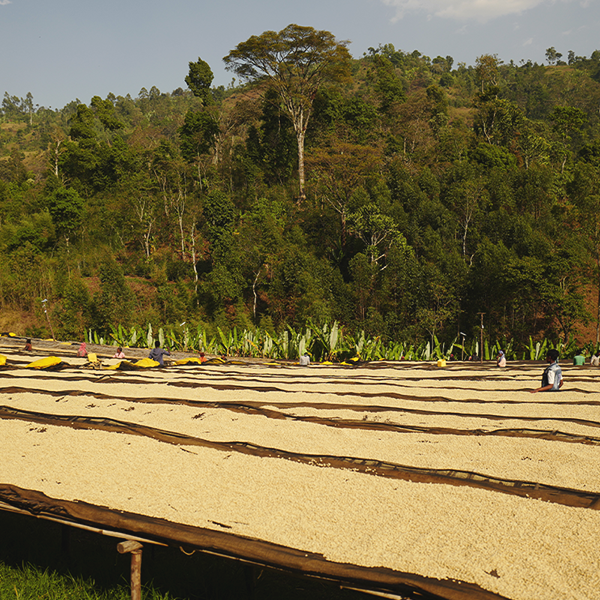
[0,355,6,366]
[175,358,204,365]
[436,358,447,367]
[204,357,225,364]
[26,356,62,370]
[106,358,159,370]
[87,353,98,363]
[134,358,160,368]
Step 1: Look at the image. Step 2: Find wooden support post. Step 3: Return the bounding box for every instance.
[478,312,485,363]
[117,540,143,600]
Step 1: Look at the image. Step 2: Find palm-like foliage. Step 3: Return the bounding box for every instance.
[88,322,583,362]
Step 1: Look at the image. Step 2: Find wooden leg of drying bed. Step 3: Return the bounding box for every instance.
[117,540,143,600]
[130,548,142,600]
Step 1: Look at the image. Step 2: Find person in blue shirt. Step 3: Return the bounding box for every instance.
[149,341,170,366]
[531,349,563,393]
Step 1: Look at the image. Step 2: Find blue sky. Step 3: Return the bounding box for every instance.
[1,0,599,109]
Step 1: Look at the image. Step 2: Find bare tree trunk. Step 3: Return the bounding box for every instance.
[134,198,154,259]
[252,267,262,321]
[190,223,199,295]
[174,188,186,259]
[143,224,152,259]
[54,140,61,177]
[297,128,306,200]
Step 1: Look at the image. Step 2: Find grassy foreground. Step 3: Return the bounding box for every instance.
[0,561,170,599]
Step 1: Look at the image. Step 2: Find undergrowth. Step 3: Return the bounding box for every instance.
[0,561,176,599]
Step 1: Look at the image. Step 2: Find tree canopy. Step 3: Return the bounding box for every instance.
[224,24,351,199]
[1,36,600,354]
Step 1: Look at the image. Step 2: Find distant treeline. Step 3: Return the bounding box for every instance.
[1,32,600,350]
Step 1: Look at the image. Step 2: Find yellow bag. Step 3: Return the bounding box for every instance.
[105,358,159,371]
[0,355,6,366]
[26,356,62,370]
[134,358,160,368]
[175,358,204,365]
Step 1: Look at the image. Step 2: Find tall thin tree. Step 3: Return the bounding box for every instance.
[224,24,351,200]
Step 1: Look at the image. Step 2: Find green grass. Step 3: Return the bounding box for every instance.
[0,561,160,599]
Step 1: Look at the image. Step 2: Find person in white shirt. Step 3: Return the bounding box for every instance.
[299,352,310,366]
[496,350,506,368]
[531,349,563,393]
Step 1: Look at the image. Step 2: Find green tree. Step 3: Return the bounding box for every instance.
[69,104,97,140]
[549,106,587,172]
[569,162,600,342]
[90,259,135,332]
[246,88,297,185]
[444,171,487,259]
[238,196,287,320]
[306,139,382,244]
[0,149,29,184]
[348,252,377,321]
[179,110,220,163]
[46,187,85,245]
[372,55,406,114]
[473,95,524,147]
[475,54,500,93]
[2,92,27,121]
[54,274,91,340]
[545,47,563,65]
[224,24,352,199]
[90,95,124,131]
[347,203,406,269]
[203,189,237,261]
[185,57,214,105]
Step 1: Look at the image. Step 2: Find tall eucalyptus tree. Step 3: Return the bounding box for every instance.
[224,24,351,200]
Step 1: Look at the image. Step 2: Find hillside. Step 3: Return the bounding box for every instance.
[1,43,600,352]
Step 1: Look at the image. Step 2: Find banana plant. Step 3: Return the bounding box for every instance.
[146,324,153,348]
[275,330,290,359]
[262,332,273,357]
[83,320,586,364]
[308,320,342,361]
[217,327,232,356]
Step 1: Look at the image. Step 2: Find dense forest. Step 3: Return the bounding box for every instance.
[2,27,600,356]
